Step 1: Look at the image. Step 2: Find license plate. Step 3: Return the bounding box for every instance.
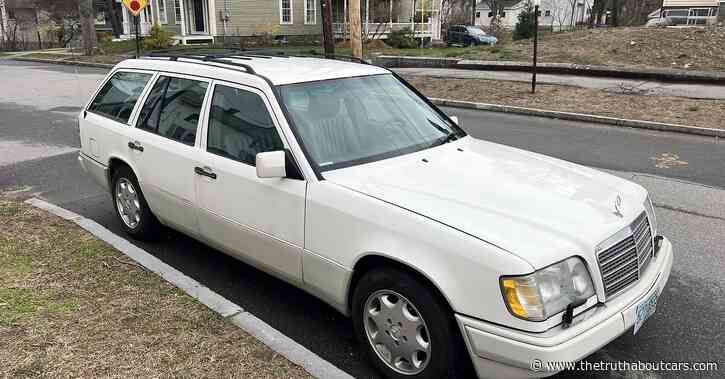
[634,291,658,334]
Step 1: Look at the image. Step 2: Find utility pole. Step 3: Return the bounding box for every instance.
[349,0,363,59]
[321,0,335,57]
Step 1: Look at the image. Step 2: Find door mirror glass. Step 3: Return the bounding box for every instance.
[450,116,459,125]
[256,151,287,178]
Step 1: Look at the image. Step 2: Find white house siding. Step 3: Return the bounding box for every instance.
[476,0,590,29]
[214,0,320,37]
[662,0,718,6]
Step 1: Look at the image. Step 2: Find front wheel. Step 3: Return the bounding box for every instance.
[352,267,469,378]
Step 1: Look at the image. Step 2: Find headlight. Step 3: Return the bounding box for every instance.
[501,257,595,321]
[644,195,657,236]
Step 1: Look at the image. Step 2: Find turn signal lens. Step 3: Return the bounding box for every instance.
[501,257,595,321]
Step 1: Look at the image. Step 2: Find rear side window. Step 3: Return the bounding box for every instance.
[89,71,152,123]
[136,76,208,146]
[207,85,283,165]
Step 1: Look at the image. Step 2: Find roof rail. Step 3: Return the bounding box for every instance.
[143,52,257,75]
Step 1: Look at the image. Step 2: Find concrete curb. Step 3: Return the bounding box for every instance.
[12,56,115,69]
[25,198,354,379]
[431,98,725,138]
[374,55,725,84]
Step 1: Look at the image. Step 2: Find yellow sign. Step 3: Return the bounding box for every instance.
[122,0,149,17]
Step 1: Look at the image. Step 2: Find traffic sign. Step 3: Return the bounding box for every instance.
[122,0,149,17]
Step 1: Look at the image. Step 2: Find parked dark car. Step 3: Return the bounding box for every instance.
[447,25,498,46]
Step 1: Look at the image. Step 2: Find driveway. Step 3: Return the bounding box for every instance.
[1,60,723,378]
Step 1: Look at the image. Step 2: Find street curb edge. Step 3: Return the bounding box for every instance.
[431,98,725,138]
[12,56,116,69]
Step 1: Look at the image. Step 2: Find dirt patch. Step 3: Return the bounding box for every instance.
[503,27,725,71]
[0,198,311,378]
[404,75,725,129]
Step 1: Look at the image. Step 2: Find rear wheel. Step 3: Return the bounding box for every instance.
[111,165,159,240]
[352,267,469,379]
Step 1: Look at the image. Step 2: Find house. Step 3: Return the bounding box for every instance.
[475,0,592,30]
[95,0,444,44]
[661,0,721,24]
[95,0,322,44]
[330,0,443,40]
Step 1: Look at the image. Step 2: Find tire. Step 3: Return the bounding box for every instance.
[111,165,160,240]
[352,267,469,379]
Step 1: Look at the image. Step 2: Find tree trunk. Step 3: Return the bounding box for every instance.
[349,0,363,58]
[105,0,122,38]
[0,0,9,44]
[78,0,97,55]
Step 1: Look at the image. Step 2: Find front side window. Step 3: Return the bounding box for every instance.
[279,74,465,171]
[305,0,316,24]
[207,85,283,166]
[89,71,152,123]
[136,76,208,146]
[280,0,292,24]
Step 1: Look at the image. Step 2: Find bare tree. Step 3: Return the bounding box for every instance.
[0,0,8,43]
[77,0,95,55]
[34,0,80,46]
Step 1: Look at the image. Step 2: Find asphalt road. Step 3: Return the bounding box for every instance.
[1,60,723,378]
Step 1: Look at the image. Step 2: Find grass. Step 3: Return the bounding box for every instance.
[0,197,311,378]
[403,74,725,130]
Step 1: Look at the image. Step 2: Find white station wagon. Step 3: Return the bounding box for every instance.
[78,53,673,379]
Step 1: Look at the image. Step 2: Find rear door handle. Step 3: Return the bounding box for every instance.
[194,166,217,180]
[128,141,144,152]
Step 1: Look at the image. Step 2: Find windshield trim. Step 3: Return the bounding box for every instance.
[276,72,467,174]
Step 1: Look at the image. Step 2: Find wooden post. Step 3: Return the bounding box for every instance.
[322,0,335,56]
[349,0,362,58]
[531,6,538,93]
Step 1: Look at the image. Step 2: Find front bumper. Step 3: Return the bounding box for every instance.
[457,237,673,379]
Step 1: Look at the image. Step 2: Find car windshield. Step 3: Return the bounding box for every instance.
[467,27,486,35]
[279,74,465,171]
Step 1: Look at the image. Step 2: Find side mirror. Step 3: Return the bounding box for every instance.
[450,116,459,125]
[256,151,287,178]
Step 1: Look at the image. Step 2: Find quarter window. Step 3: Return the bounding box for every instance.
[207,85,283,166]
[136,76,208,146]
[89,71,152,123]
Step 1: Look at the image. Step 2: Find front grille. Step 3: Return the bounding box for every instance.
[597,212,654,298]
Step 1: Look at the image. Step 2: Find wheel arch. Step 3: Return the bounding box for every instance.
[107,156,140,192]
[347,253,457,316]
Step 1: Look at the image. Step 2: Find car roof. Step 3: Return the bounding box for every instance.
[115,55,390,86]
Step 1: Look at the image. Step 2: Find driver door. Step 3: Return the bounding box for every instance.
[194,81,306,283]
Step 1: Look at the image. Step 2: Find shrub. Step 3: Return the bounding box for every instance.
[513,1,537,40]
[386,28,417,49]
[143,25,174,50]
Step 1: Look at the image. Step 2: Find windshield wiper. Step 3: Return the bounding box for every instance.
[429,132,458,148]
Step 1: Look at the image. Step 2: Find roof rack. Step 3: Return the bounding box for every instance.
[143,52,257,75]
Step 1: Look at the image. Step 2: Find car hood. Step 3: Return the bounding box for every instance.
[324,137,647,269]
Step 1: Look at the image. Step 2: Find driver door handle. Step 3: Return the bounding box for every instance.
[128,141,144,152]
[194,166,217,180]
